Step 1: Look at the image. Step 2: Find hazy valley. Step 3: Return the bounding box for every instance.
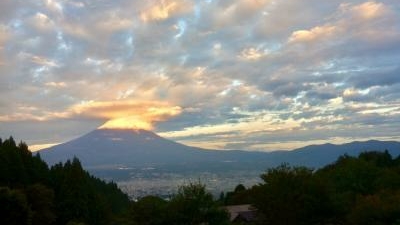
[39,128,400,198]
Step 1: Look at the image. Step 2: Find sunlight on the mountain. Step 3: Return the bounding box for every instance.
[70,100,182,131]
[29,142,60,152]
[99,116,153,130]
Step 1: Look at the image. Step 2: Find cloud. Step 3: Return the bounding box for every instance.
[140,0,193,22]
[43,0,64,15]
[0,100,182,131]
[348,67,400,88]
[159,113,301,140]
[31,55,59,67]
[70,100,182,130]
[0,0,20,21]
[0,110,70,122]
[346,1,386,20]
[44,81,67,88]
[30,12,55,31]
[95,11,134,32]
[288,25,338,43]
[1,0,400,150]
[0,24,10,65]
[0,24,9,43]
[239,47,266,60]
[61,22,91,40]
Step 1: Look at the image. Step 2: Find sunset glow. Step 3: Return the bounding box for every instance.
[0,0,399,151]
[99,117,153,130]
[74,100,182,130]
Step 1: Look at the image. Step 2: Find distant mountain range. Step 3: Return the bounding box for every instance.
[39,129,400,172]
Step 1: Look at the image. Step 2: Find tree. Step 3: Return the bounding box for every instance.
[26,184,56,225]
[347,190,400,225]
[128,196,167,225]
[50,157,129,225]
[168,183,229,225]
[253,164,333,225]
[315,154,382,221]
[0,136,130,225]
[55,158,91,224]
[0,137,28,186]
[223,184,252,205]
[3,136,16,148]
[359,150,393,167]
[0,187,31,225]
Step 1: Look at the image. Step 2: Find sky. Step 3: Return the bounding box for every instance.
[1,0,400,151]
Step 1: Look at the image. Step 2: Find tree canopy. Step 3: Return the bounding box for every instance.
[1,136,400,225]
[0,137,130,225]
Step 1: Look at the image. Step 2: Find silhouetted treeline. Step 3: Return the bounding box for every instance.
[115,182,229,225]
[222,150,400,224]
[0,137,130,225]
[2,136,400,225]
[0,136,229,225]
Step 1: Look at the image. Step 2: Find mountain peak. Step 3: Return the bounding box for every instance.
[93,128,160,139]
[98,117,154,131]
[39,127,201,166]
[39,129,400,171]
[95,127,153,134]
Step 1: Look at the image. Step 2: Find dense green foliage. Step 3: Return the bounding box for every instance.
[0,136,229,225]
[0,137,130,225]
[1,135,400,225]
[222,150,400,225]
[120,183,229,225]
[168,183,229,225]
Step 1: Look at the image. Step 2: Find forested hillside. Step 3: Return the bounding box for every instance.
[222,151,400,224]
[0,137,130,225]
[0,136,229,225]
[1,136,400,225]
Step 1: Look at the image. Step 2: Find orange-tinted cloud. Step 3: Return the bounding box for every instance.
[140,0,192,22]
[71,100,182,130]
[347,1,386,20]
[288,25,338,43]
[0,100,182,131]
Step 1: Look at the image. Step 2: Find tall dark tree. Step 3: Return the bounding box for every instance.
[0,136,130,225]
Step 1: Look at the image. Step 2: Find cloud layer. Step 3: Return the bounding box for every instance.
[0,0,400,150]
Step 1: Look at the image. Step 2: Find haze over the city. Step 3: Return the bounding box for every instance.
[1,0,399,151]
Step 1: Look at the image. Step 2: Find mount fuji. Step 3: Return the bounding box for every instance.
[39,128,400,172]
[39,128,271,170]
[38,128,400,198]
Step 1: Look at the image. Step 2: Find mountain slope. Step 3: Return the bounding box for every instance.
[39,129,269,168]
[268,140,400,167]
[40,129,201,166]
[40,129,400,170]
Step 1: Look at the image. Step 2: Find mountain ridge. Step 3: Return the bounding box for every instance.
[39,128,400,171]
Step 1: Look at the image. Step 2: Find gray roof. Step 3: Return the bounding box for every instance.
[225,204,256,222]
